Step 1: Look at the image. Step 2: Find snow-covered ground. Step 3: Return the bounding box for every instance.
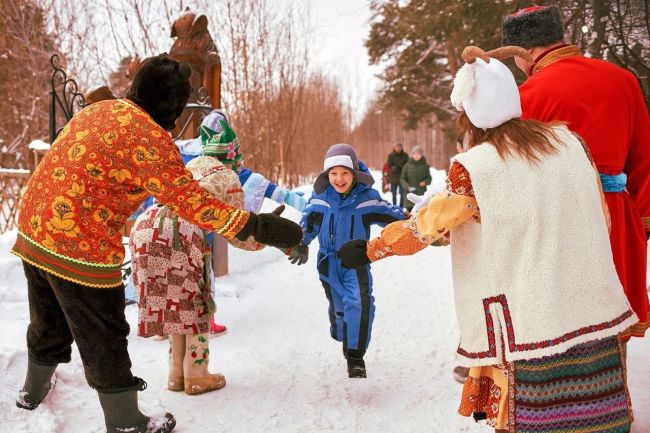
[1,171,648,433]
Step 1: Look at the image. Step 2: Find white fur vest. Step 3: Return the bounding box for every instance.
[451,125,636,366]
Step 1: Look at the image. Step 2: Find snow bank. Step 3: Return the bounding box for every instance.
[0,188,649,433]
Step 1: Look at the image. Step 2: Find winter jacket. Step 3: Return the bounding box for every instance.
[11,99,249,288]
[239,168,307,213]
[387,150,409,184]
[301,165,405,254]
[400,157,432,209]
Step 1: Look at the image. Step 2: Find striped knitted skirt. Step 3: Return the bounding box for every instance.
[459,336,632,433]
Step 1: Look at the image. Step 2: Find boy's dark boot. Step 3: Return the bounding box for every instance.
[97,377,176,433]
[346,349,367,379]
[16,360,58,410]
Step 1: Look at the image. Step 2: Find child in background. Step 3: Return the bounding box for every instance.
[290,144,405,378]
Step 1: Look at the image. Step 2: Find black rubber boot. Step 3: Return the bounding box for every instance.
[16,359,57,410]
[346,349,367,379]
[97,377,176,433]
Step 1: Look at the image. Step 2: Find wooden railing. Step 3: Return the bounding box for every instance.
[0,169,31,234]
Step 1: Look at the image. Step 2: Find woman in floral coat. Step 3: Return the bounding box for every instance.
[130,155,263,395]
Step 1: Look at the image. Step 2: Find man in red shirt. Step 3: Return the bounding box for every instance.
[502,5,650,340]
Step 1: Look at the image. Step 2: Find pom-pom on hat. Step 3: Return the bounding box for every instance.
[198,110,243,170]
[313,143,375,194]
[502,5,564,48]
[450,46,533,129]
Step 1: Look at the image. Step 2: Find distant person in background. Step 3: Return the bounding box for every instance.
[381,162,390,194]
[387,143,408,207]
[502,5,650,341]
[400,145,431,211]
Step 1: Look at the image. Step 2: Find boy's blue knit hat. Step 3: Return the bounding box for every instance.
[313,143,375,194]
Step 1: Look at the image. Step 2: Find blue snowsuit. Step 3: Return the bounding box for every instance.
[301,170,404,351]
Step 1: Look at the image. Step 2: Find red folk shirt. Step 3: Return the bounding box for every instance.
[519,46,650,337]
[11,99,249,288]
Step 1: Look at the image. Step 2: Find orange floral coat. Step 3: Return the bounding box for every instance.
[11,99,249,288]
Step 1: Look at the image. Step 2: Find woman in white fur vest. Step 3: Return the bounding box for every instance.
[337,46,637,433]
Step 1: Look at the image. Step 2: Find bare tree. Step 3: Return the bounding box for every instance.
[0,0,56,168]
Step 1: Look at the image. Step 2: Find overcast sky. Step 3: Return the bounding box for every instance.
[307,0,382,123]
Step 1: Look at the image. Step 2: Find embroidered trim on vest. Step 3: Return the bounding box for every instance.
[532,45,582,75]
[456,294,635,359]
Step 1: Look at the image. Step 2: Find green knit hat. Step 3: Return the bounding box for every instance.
[198,111,243,170]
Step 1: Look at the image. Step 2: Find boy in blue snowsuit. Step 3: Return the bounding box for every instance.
[288,144,405,378]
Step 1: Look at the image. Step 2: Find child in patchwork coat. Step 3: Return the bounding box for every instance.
[291,144,405,378]
[129,155,263,395]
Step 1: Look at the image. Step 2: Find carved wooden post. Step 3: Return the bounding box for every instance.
[170,8,229,277]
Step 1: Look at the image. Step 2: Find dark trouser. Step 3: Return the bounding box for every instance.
[23,261,134,390]
[390,182,404,207]
[318,253,375,351]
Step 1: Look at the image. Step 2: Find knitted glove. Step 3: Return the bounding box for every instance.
[234,205,303,249]
[337,240,370,268]
[286,242,309,265]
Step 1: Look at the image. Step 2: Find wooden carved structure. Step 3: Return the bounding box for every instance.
[169,8,229,276]
[169,7,222,140]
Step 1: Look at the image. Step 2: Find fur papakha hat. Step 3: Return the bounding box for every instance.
[502,5,564,48]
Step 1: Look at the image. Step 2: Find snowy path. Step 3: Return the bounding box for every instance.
[1,229,649,433]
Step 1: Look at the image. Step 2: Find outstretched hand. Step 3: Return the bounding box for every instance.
[337,240,370,268]
[287,242,309,265]
[407,188,439,213]
[234,205,303,249]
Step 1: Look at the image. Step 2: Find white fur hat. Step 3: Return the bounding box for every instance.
[450,51,522,129]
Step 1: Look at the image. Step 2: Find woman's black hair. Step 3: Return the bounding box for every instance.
[126,53,192,131]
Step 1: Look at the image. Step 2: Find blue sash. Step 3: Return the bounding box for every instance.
[599,172,627,193]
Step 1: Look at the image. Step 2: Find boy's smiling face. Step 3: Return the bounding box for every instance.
[328,166,354,193]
